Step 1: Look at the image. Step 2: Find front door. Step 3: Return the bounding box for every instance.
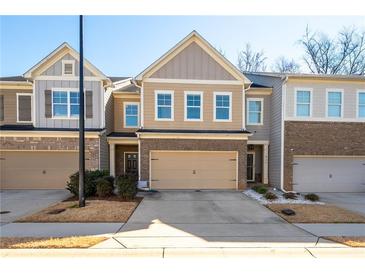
[247,152,255,182]
[125,153,138,175]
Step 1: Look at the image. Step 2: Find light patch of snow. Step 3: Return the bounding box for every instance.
[243,189,324,205]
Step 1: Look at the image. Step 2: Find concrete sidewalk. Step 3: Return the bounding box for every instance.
[0,223,124,237]
[294,223,365,237]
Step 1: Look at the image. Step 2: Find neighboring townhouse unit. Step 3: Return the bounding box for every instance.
[246,72,365,193]
[0,43,111,189]
[107,31,272,190]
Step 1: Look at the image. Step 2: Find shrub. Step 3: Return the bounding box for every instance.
[116,174,137,200]
[264,192,278,200]
[283,192,297,200]
[305,193,319,202]
[103,176,115,185]
[96,178,114,197]
[66,170,110,197]
[252,185,268,194]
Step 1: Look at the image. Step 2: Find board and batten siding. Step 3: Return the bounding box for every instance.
[34,80,103,128]
[285,79,365,120]
[245,94,271,140]
[143,82,243,130]
[41,54,93,77]
[151,42,236,81]
[245,74,284,188]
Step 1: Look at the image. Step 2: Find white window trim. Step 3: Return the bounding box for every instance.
[247,98,264,125]
[61,60,75,76]
[123,102,140,128]
[16,93,33,123]
[184,91,203,122]
[326,89,344,119]
[357,90,365,119]
[213,91,232,122]
[51,87,80,119]
[294,88,313,118]
[154,90,174,121]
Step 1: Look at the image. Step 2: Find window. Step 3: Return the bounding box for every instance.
[52,89,79,118]
[17,93,32,122]
[327,91,343,118]
[124,102,139,128]
[358,91,365,118]
[155,90,174,121]
[247,98,263,125]
[296,89,311,117]
[214,92,232,121]
[62,60,75,76]
[184,91,203,121]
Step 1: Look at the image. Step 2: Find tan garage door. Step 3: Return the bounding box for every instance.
[0,151,84,189]
[150,151,237,189]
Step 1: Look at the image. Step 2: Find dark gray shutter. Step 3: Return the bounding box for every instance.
[18,95,32,122]
[45,90,52,118]
[0,95,4,121]
[85,90,93,118]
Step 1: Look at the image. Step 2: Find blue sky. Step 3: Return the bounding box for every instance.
[1,16,364,77]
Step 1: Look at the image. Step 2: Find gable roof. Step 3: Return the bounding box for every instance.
[23,42,109,81]
[135,30,251,84]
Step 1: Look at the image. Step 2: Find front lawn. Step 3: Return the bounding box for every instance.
[325,237,365,247]
[0,236,106,249]
[16,197,141,223]
[267,204,365,223]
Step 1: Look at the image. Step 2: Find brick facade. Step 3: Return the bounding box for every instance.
[0,136,100,169]
[284,121,365,190]
[140,138,247,190]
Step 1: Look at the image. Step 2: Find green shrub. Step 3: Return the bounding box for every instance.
[96,178,114,197]
[103,176,115,185]
[264,192,278,200]
[283,192,297,200]
[66,170,110,197]
[305,193,319,202]
[252,185,268,194]
[116,174,137,200]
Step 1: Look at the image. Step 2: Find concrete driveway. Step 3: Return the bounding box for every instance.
[0,190,70,225]
[114,191,320,248]
[317,193,365,217]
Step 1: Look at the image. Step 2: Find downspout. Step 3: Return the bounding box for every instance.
[280,76,289,192]
[242,82,253,132]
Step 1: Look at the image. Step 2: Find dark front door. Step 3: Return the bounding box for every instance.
[125,153,138,175]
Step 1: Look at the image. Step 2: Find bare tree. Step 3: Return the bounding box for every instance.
[237,43,267,72]
[272,56,301,73]
[300,26,365,75]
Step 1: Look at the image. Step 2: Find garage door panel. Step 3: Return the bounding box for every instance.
[293,157,365,193]
[151,151,237,190]
[0,151,90,189]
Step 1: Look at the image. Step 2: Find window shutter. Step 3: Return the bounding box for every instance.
[45,90,52,118]
[0,95,4,121]
[86,90,93,118]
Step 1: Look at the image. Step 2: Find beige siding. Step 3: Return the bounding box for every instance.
[114,97,140,132]
[0,89,33,125]
[151,42,236,80]
[143,82,243,130]
[285,79,365,120]
[150,151,237,189]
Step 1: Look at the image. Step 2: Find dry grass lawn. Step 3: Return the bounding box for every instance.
[267,204,365,223]
[326,237,365,247]
[0,236,107,249]
[17,199,140,223]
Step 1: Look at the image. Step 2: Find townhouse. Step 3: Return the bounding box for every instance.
[1,31,364,192]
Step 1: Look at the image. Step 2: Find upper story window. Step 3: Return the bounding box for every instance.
[358,91,365,118]
[247,98,263,125]
[295,89,311,117]
[52,90,79,118]
[327,90,343,118]
[17,93,32,123]
[155,90,174,121]
[62,60,75,76]
[124,102,139,128]
[214,92,232,122]
[184,91,203,121]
